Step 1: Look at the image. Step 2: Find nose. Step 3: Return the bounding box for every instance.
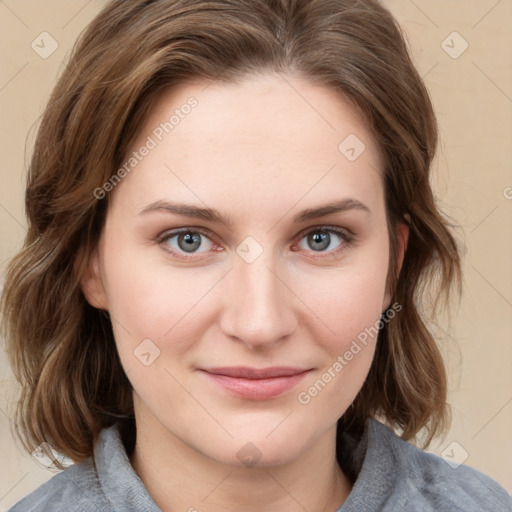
[219,252,298,350]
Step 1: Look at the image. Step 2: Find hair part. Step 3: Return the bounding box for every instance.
[1,0,461,469]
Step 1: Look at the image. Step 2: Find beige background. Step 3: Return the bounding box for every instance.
[1,0,511,509]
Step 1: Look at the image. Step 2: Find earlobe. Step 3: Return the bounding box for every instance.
[76,246,109,311]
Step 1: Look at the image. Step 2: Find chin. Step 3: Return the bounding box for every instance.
[210,440,306,469]
[202,421,320,470]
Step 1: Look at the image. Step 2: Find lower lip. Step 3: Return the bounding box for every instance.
[200,371,310,400]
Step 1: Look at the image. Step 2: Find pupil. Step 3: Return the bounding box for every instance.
[179,232,201,252]
[309,231,329,251]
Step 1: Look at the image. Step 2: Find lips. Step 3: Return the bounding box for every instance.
[199,366,311,400]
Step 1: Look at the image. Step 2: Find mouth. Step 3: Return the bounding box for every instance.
[198,366,312,400]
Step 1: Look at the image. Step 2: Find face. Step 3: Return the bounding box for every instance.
[82,72,407,467]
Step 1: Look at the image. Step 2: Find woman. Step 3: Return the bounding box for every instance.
[2,0,511,510]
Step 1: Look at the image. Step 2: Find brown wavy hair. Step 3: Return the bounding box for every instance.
[1,0,461,469]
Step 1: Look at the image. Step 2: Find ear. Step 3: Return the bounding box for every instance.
[382,217,410,311]
[396,214,410,273]
[75,245,109,311]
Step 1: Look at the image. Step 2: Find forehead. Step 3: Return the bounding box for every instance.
[109,72,384,221]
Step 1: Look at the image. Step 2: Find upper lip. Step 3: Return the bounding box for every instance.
[200,366,311,379]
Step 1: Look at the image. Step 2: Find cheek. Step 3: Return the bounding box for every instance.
[289,240,389,408]
[100,237,226,367]
[293,266,388,418]
[100,248,211,407]
[291,244,390,350]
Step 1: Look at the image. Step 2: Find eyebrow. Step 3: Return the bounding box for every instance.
[137,198,371,227]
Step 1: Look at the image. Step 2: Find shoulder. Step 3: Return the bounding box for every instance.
[7,420,154,512]
[7,459,111,512]
[368,419,512,512]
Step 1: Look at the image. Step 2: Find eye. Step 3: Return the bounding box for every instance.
[295,226,352,257]
[157,228,218,260]
[155,225,354,262]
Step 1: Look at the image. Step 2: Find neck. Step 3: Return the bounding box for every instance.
[129,410,352,512]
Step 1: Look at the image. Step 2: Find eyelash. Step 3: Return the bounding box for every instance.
[155,225,354,262]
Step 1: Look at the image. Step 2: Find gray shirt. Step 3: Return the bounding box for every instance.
[8,418,512,511]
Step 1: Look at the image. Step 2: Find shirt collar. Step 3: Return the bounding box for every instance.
[93,417,387,511]
[94,420,162,511]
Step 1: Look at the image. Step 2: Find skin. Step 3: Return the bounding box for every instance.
[81,72,408,512]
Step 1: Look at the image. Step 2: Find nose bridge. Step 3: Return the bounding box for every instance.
[220,247,297,348]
